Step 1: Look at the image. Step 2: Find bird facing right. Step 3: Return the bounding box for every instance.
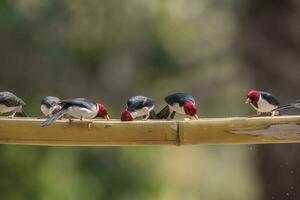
[156,93,199,120]
[121,96,156,121]
[0,91,28,117]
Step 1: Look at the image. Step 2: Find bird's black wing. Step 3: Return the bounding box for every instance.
[260,91,280,106]
[41,96,61,107]
[127,96,154,112]
[61,98,97,110]
[0,91,25,106]
[165,93,195,106]
[156,106,170,119]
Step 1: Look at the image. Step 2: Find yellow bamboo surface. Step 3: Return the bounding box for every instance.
[0,116,300,146]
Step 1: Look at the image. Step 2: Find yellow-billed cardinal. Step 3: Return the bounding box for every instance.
[272,99,300,112]
[156,93,199,120]
[42,98,109,127]
[121,96,156,121]
[0,91,28,117]
[245,90,280,116]
[40,96,61,117]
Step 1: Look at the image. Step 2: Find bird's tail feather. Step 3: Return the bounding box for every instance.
[156,106,170,119]
[42,109,67,127]
[148,110,157,119]
[15,109,29,117]
[273,104,294,112]
[20,109,29,117]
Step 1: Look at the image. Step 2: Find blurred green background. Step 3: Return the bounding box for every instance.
[0,0,299,199]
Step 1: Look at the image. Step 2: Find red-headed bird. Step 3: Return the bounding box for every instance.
[121,96,156,121]
[156,93,198,120]
[42,98,109,127]
[245,90,280,116]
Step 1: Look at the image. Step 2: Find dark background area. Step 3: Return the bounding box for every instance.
[0,0,299,199]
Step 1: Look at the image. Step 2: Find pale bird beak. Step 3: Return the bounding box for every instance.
[245,98,250,104]
[104,115,110,120]
[190,114,199,120]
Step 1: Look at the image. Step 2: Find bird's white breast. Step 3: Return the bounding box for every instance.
[41,105,51,116]
[168,103,185,114]
[67,106,98,119]
[251,96,278,113]
[131,106,154,119]
[0,104,21,114]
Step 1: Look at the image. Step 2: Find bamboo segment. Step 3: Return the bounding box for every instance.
[0,116,300,146]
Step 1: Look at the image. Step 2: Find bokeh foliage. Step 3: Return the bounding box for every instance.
[0,0,272,199]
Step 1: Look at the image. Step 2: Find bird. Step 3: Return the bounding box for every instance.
[121,96,156,121]
[40,96,61,117]
[41,98,110,127]
[245,90,280,116]
[0,91,28,117]
[272,99,300,112]
[156,93,199,120]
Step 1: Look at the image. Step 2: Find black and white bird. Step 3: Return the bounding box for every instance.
[156,93,199,120]
[245,90,280,116]
[0,91,28,117]
[272,99,300,112]
[121,96,156,121]
[40,96,61,117]
[42,98,110,127]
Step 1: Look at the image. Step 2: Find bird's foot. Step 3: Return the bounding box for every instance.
[87,120,94,128]
[142,115,150,121]
[271,111,279,117]
[8,113,16,119]
[68,119,74,124]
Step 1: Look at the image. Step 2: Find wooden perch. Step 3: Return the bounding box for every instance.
[0,116,300,146]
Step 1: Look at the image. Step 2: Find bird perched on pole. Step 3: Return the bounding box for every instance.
[121,96,156,121]
[40,96,61,117]
[272,99,300,112]
[156,93,199,120]
[42,98,110,127]
[0,91,28,117]
[245,90,280,116]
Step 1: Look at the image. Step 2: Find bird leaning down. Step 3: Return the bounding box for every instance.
[40,96,61,117]
[0,91,28,117]
[41,98,110,127]
[245,90,280,116]
[272,99,300,112]
[156,93,199,120]
[121,96,156,121]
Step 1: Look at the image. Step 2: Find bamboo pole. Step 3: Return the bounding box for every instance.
[0,116,300,146]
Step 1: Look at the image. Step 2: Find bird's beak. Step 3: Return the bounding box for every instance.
[245,98,250,104]
[191,114,199,120]
[104,115,110,120]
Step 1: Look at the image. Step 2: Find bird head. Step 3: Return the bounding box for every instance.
[183,101,198,119]
[121,111,134,121]
[97,104,110,120]
[246,90,260,104]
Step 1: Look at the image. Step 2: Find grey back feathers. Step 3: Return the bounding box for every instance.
[60,98,97,111]
[0,91,26,107]
[127,96,154,112]
[165,93,195,106]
